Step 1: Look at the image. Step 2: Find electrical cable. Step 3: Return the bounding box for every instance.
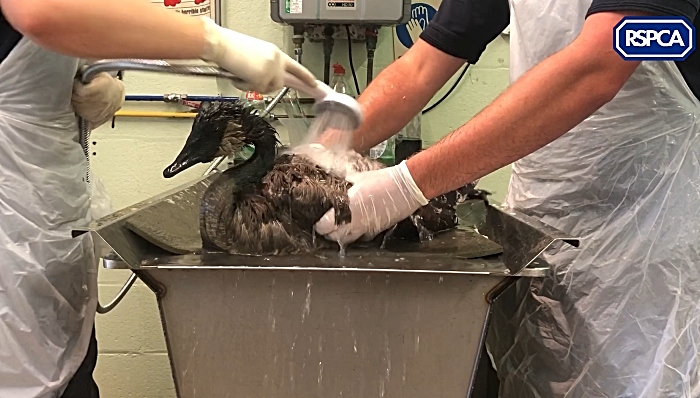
[422,63,469,114]
[345,25,361,95]
[341,25,463,114]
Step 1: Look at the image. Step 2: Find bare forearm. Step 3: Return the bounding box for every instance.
[351,40,464,153]
[353,61,440,152]
[407,19,640,199]
[1,0,206,60]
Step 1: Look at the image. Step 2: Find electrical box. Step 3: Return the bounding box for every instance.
[271,0,411,25]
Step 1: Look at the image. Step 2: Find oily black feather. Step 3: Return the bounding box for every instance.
[199,167,314,254]
[262,153,354,230]
[390,185,491,241]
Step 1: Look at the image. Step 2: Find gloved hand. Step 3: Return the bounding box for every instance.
[200,17,317,94]
[72,72,125,128]
[314,161,429,245]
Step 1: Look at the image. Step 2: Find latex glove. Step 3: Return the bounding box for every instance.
[200,17,317,94]
[315,161,429,245]
[72,72,125,128]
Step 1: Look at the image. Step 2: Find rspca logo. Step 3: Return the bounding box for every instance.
[614,16,696,61]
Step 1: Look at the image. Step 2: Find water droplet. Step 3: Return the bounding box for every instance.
[302,279,312,322]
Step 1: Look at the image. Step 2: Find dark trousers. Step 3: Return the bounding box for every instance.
[60,326,100,398]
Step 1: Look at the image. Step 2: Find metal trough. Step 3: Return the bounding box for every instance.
[73,174,579,398]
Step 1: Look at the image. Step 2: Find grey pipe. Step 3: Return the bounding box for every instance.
[322,26,335,85]
[79,59,244,85]
[214,0,222,26]
[366,56,374,86]
[365,27,378,87]
[96,273,138,314]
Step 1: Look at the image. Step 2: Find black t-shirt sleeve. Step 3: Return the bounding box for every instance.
[587,0,699,20]
[0,9,22,65]
[418,0,510,64]
[586,0,700,101]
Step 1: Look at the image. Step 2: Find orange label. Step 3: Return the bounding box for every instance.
[245,92,264,101]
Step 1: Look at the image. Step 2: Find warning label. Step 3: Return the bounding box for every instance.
[153,0,214,19]
[285,0,303,14]
[326,1,356,10]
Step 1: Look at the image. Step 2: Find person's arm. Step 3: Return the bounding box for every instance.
[347,41,464,153]
[0,0,205,60]
[322,0,511,153]
[1,0,318,94]
[406,11,643,199]
[315,3,699,245]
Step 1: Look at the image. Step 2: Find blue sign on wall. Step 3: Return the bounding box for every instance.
[614,16,696,61]
[395,3,438,49]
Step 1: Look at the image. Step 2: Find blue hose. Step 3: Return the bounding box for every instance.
[125,94,240,102]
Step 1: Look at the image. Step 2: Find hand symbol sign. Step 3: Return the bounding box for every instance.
[412,5,429,29]
[407,5,429,44]
[396,3,436,49]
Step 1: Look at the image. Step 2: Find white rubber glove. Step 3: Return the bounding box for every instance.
[72,72,125,128]
[200,17,317,94]
[315,161,429,245]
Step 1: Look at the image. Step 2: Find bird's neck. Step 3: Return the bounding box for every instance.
[232,133,277,185]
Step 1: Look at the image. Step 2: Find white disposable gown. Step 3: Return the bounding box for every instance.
[486,1,700,397]
[0,38,105,397]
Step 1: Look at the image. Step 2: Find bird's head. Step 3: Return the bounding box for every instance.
[163,101,277,178]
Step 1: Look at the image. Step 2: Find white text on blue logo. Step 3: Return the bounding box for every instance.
[625,30,686,47]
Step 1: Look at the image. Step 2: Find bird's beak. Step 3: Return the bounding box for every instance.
[163,146,203,178]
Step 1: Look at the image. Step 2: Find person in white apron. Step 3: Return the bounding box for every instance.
[0,2,318,396]
[489,3,700,396]
[313,0,700,395]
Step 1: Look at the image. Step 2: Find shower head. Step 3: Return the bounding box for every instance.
[282,75,363,131]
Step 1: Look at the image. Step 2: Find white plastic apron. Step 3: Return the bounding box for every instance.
[486,1,700,397]
[0,39,99,397]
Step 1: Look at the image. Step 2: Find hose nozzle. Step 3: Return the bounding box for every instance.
[282,76,362,130]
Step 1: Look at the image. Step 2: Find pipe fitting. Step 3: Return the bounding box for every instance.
[365,27,378,86]
[322,25,335,85]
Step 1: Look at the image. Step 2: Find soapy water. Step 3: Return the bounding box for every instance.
[287,111,378,185]
[303,111,356,154]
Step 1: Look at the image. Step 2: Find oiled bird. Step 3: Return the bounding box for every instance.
[163,100,488,255]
